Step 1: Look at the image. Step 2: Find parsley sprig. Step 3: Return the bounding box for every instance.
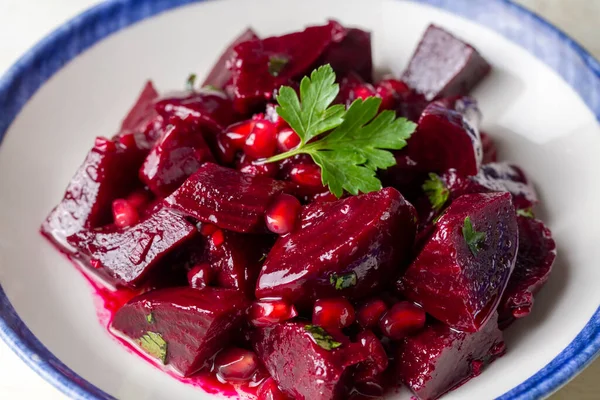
[265,65,416,198]
[422,173,449,212]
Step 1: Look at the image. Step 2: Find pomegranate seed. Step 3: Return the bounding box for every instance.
[313,297,355,329]
[257,377,288,400]
[216,132,237,164]
[90,259,102,269]
[265,194,301,235]
[199,223,218,236]
[357,298,388,329]
[379,301,426,340]
[112,199,139,228]
[276,128,301,152]
[250,299,298,327]
[211,229,225,247]
[225,120,256,149]
[187,263,212,289]
[237,154,278,178]
[353,84,376,101]
[214,348,259,383]
[310,190,339,203]
[471,360,484,376]
[357,331,388,373]
[244,120,277,158]
[353,380,385,398]
[252,113,265,120]
[94,137,116,152]
[290,164,322,187]
[126,190,151,211]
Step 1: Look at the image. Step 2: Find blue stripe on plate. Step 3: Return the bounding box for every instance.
[0,0,598,399]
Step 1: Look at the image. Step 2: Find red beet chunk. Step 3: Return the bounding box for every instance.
[111,287,249,376]
[396,313,505,400]
[399,192,518,332]
[68,208,196,286]
[154,89,238,134]
[481,132,498,163]
[318,28,373,82]
[256,188,417,306]
[206,230,274,296]
[402,24,491,101]
[203,28,259,90]
[230,21,346,113]
[119,80,160,135]
[139,121,215,198]
[41,138,147,253]
[164,163,291,233]
[499,216,556,328]
[252,322,367,400]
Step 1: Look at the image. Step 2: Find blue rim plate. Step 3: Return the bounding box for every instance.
[0,0,599,399]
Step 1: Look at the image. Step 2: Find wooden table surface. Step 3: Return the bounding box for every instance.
[0,0,598,398]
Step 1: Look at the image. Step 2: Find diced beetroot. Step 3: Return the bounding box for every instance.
[206,230,274,296]
[402,24,491,101]
[67,208,196,286]
[119,81,160,135]
[498,216,556,328]
[399,192,518,332]
[318,28,373,82]
[256,188,417,306]
[395,313,505,400]
[481,132,498,163]
[252,322,368,400]
[154,89,238,135]
[230,21,346,113]
[164,163,291,233]
[41,138,147,253]
[111,287,249,376]
[139,121,215,198]
[203,28,259,90]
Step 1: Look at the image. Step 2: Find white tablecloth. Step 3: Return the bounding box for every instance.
[0,0,598,398]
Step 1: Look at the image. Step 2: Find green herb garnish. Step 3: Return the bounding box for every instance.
[186,73,197,91]
[422,173,449,212]
[462,216,487,256]
[517,208,535,218]
[329,272,358,290]
[268,55,289,77]
[266,65,416,198]
[137,332,167,364]
[146,313,154,324]
[304,325,342,351]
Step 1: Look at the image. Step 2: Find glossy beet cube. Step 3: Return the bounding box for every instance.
[402,24,491,101]
[498,216,556,328]
[206,230,274,296]
[399,192,518,332]
[139,121,215,198]
[230,20,346,113]
[68,208,196,286]
[256,188,417,306]
[396,313,505,400]
[252,322,368,400]
[118,80,160,135]
[480,132,498,163]
[164,163,291,233]
[111,287,248,376]
[41,138,147,253]
[202,28,259,90]
[318,28,373,82]
[154,89,238,134]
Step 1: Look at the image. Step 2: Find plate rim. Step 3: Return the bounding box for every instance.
[0,0,598,399]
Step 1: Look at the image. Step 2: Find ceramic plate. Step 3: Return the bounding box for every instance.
[0,0,599,399]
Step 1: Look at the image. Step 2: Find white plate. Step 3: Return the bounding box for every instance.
[0,0,599,399]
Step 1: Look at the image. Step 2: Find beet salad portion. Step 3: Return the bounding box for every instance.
[41,20,556,400]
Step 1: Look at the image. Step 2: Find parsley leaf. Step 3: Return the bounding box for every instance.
[146,313,154,324]
[266,65,416,197]
[422,173,449,212]
[517,208,535,218]
[304,325,342,351]
[329,272,358,290]
[137,332,167,364]
[186,73,197,91]
[268,56,289,77]
[462,216,487,256]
